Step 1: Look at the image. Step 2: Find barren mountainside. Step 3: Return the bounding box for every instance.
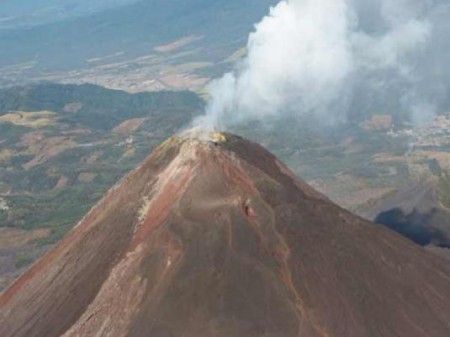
[1,133,450,337]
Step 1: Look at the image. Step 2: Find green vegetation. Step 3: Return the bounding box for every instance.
[0,83,203,130]
[14,251,35,269]
[0,83,204,247]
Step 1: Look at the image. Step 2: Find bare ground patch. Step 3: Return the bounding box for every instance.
[155,35,203,53]
[0,111,57,128]
[0,228,50,250]
[112,118,147,134]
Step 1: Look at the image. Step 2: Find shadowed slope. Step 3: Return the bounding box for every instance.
[1,134,450,337]
[367,181,450,252]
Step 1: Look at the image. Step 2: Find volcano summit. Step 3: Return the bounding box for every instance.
[1,133,450,337]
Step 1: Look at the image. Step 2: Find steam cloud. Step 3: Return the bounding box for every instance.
[194,0,450,130]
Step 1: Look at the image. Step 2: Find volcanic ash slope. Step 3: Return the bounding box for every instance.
[2,133,450,337]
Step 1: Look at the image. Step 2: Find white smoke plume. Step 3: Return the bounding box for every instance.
[194,0,449,130]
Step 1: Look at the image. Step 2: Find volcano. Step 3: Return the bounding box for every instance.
[2,133,450,337]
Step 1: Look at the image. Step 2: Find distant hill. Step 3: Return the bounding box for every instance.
[0,82,203,130]
[0,0,278,83]
[0,0,140,29]
[365,179,450,258]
